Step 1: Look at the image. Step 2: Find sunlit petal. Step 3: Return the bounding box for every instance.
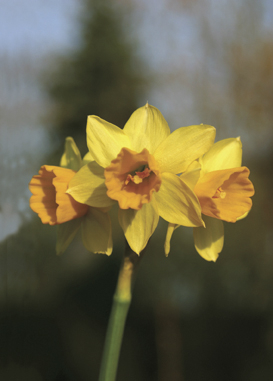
[179,161,201,189]
[86,115,131,168]
[154,173,204,226]
[118,200,159,254]
[67,162,115,208]
[154,124,216,174]
[82,151,94,165]
[123,103,170,153]
[193,216,224,261]
[202,137,242,173]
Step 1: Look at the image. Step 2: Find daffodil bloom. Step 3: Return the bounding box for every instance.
[29,137,112,255]
[29,165,89,225]
[67,103,216,254]
[165,137,255,261]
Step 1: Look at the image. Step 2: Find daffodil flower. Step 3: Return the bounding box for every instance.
[29,137,112,255]
[67,103,216,254]
[164,137,255,261]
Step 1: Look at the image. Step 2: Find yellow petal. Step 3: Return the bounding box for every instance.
[202,137,242,173]
[60,137,82,171]
[56,218,82,255]
[154,124,216,174]
[86,115,131,168]
[193,216,224,261]
[154,172,204,227]
[118,200,159,254]
[82,151,94,165]
[179,161,201,189]
[67,162,115,208]
[123,103,170,154]
[164,223,179,256]
[81,208,113,255]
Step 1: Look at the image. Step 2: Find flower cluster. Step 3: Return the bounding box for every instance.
[29,104,254,260]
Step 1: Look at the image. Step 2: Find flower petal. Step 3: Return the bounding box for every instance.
[154,124,216,174]
[67,162,115,208]
[81,208,113,255]
[56,218,82,255]
[118,200,159,254]
[154,173,204,227]
[82,151,94,165]
[202,137,242,173]
[123,103,170,153]
[86,116,131,168]
[193,216,224,261]
[179,161,201,189]
[60,137,82,171]
[164,223,179,256]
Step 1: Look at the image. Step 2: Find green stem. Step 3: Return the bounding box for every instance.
[98,244,141,381]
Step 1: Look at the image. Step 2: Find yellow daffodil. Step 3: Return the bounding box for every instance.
[165,137,255,261]
[29,137,112,255]
[67,103,216,254]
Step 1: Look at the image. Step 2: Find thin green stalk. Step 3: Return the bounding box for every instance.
[98,245,141,381]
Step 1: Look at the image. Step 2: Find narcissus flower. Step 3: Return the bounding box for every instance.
[165,137,255,261]
[67,103,216,254]
[29,165,89,225]
[29,137,112,255]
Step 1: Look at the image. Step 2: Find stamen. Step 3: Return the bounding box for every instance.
[213,187,226,199]
[124,167,151,186]
[135,167,151,179]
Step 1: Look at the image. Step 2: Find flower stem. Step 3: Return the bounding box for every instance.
[98,244,141,381]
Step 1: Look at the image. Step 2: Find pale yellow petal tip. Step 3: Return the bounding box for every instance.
[211,255,219,263]
[210,126,216,133]
[200,124,216,138]
[198,251,219,262]
[164,242,170,257]
[235,136,242,148]
[93,249,112,256]
[125,239,141,255]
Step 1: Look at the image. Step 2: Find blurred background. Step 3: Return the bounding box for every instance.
[0,0,273,379]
